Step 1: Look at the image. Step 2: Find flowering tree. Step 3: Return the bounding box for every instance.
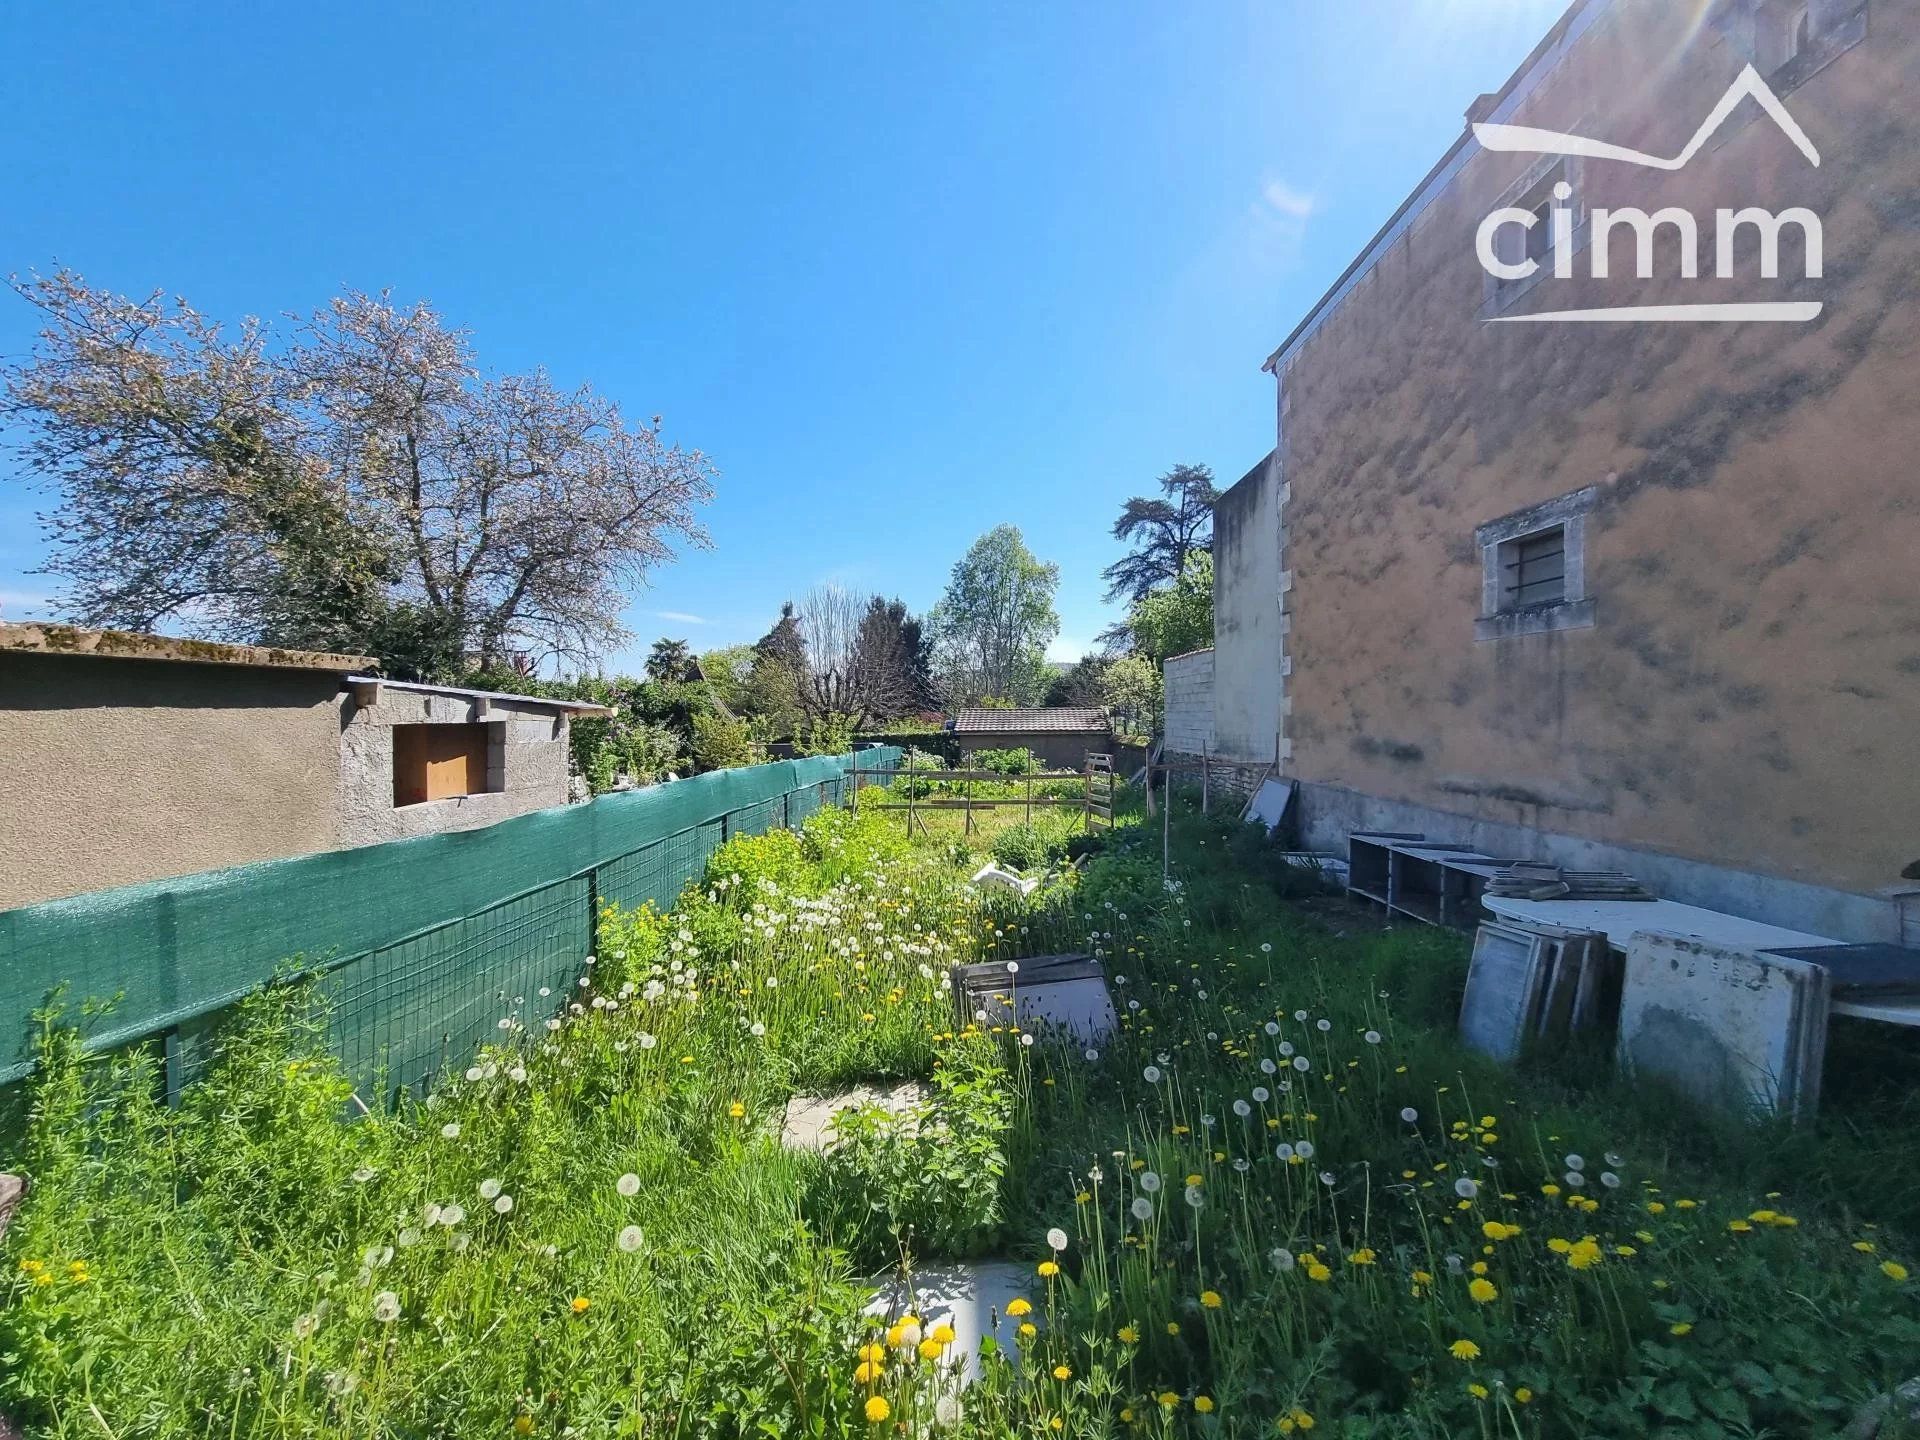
[2,270,716,673]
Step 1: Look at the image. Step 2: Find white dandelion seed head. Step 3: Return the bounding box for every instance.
[1564,1153,1585,1171]
[1131,1197,1154,1220]
[1364,1030,1382,1045]
[1564,1170,1587,1189]
[617,1172,640,1197]
[396,1226,422,1248]
[1260,1058,1278,1075]
[1276,1142,1295,1161]
[1264,1021,1281,1036]
[618,1225,644,1253]
[493,1194,515,1214]
[1184,1185,1206,1209]
[351,1167,376,1184]
[1233,1099,1252,1118]
[1319,1171,1337,1188]
[1401,1107,1419,1123]
[1140,1171,1162,1194]
[1270,1246,1295,1271]
[1293,1056,1311,1072]
[1600,1171,1622,1189]
[1046,1227,1069,1253]
[1295,1140,1315,1160]
[440,1123,461,1140]
[1316,1018,1332,1033]
[440,1204,465,1227]
[1454,1178,1479,1199]
[478,1178,502,1201]
[1143,1065,1162,1084]
[372,1291,401,1324]
[1294,1010,1308,1023]
[1253,1086,1270,1103]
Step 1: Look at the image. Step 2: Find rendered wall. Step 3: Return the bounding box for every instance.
[1269,0,1919,921]
[955,731,1112,772]
[0,654,344,908]
[1162,650,1215,758]
[1211,456,1284,769]
[337,690,574,847]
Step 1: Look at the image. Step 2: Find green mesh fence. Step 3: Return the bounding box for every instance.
[0,747,900,1101]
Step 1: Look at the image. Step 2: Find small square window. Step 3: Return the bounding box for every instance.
[1474,487,1599,642]
[393,723,500,807]
[1499,526,1567,611]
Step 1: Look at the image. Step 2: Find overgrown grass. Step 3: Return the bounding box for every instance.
[4,795,1919,1438]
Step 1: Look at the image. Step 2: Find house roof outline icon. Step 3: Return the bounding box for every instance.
[1473,64,1820,171]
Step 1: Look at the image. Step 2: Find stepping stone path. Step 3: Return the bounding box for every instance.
[865,1260,1034,1385]
[779,1081,929,1152]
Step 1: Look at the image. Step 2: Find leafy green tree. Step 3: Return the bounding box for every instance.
[645,637,695,682]
[1127,551,1214,663]
[929,525,1060,706]
[1102,653,1162,739]
[690,709,757,771]
[1102,463,1219,605]
[698,645,757,711]
[1045,655,1111,708]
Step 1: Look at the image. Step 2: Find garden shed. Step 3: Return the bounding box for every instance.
[950,707,1112,771]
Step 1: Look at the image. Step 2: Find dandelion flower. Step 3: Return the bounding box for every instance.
[1469,1278,1498,1303]
[1037,1260,1060,1277]
[1200,1288,1223,1308]
[372,1291,402,1323]
[1117,1323,1139,1343]
[494,1194,515,1214]
[1449,1339,1481,1361]
[479,1178,503,1200]
[864,1396,891,1423]
[618,1225,644,1253]
[1052,1364,1072,1380]
[570,1296,591,1314]
[1194,1396,1215,1413]
[1131,1197,1154,1220]
[1883,1261,1910,1282]
[440,1123,461,1140]
[1400,1107,1419,1124]
[1005,1297,1033,1317]
[1046,1227,1069,1253]
[1670,1321,1694,1335]
[616,1173,640,1197]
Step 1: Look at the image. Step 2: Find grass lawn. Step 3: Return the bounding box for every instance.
[4,794,1919,1437]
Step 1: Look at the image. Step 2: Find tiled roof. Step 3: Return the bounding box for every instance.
[952,707,1110,734]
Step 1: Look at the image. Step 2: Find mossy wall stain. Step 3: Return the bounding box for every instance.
[1274,0,1919,895]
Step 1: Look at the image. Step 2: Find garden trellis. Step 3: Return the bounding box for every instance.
[0,748,899,1102]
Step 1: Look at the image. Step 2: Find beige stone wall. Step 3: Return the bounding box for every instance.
[1275,0,1920,902]
[0,654,346,908]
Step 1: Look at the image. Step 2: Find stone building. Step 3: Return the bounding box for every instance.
[1202,0,1918,943]
[0,624,609,909]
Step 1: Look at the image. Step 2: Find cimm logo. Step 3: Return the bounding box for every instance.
[1472,66,1823,323]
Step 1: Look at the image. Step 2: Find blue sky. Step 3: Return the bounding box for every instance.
[0,0,1568,673]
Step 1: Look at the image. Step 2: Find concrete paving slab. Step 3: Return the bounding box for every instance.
[779,1082,928,1152]
[1619,931,1830,1119]
[865,1260,1034,1383]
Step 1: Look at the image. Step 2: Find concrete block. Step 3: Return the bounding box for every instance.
[1618,932,1830,1120]
[865,1261,1033,1384]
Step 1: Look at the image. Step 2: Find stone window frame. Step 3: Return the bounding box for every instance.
[1474,485,1600,642]
[1747,0,1867,94]
[1479,151,1592,318]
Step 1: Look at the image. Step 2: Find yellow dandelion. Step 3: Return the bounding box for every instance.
[1200,1289,1224,1308]
[1468,1278,1498,1303]
[864,1395,891,1423]
[1449,1339,1481,1361]
[1195,1396,1216,1413]
[1883,1261,1910,1282]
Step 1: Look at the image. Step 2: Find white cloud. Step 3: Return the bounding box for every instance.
[1258,178,1318,221]
[1046,635,1090,664]
[651,610,709,626]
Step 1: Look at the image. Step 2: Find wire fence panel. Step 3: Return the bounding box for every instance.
[0,748,899,1094]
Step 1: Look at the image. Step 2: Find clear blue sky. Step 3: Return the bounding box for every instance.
[0,0,1567,673]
